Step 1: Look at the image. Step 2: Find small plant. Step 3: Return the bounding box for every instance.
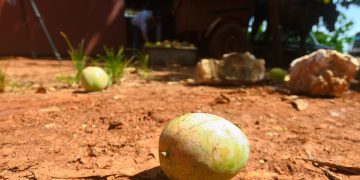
[60,32,88,82]
[55,75,77,86]
[132,49,150,78]
[7,81,23,90]
[139,53,150,78]
[0,66,6,92]
[100,46,130,85]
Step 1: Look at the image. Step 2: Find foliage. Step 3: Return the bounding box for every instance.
[312,12,354,52]
[100,47,130,85]
[0,66,6,92]
[336,0,360,8]
[251,21,267,41]
[133,49,150,78]
[7,81,24,90]
[60,32,88,82]
[55,75,77,86]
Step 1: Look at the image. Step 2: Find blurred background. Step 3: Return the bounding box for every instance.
[0,0,359,66]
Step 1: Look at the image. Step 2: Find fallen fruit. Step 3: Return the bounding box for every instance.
[159,113,250,180]
[80,66,109,92]
[144,41,153,47]
[269,67,287,81]
[164,43,172,48]
[155,41,162,47]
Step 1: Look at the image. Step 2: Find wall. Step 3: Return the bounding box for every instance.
[0,0,126,58]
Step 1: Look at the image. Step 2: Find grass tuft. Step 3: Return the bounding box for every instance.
[55,75,77,86]
[0,66,6,92]
[60,32,88,82]
[100,47,131,85]
[132,49,150,78]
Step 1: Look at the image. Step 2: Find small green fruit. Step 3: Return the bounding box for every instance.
[159,113,250,180]
[155,41,162,47]
[80,66,109,92]
[144,42,153,47]
[269,68,288,81]
[164,44,172,48]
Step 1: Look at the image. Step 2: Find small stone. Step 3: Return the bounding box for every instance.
[291,99,309,111]
[155,107,164,111]
[45,123,57,129]
[289,95,299,100]
[266,131,279,137]
[213,93,231,104]
[49,87,57,91]
[329,111,340,117]
[108,119,123,130]
[280,95,299,101]
[160,151,167,157]
[113,95,124,100]
[125,67,137,74]
[149,148,159,160]
[186,78,195,84]
[166,81,179,85]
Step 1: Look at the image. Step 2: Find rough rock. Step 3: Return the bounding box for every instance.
[288,49,359,97]
[194,59,222,83]
[291,99,309,111]
[195,52,265,84]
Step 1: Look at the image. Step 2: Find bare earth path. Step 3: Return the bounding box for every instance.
[0,58,360,179]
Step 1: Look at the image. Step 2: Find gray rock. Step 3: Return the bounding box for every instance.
[195,52,265,84]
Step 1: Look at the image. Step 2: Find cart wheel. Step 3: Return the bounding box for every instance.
[208,23,248,58]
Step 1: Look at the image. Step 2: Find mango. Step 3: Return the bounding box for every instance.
[80,66,109,92]
[159,113,250,180]
[269,67,288,81]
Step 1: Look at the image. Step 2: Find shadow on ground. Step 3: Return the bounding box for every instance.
[130,166,168,180]
[350,81,360,93]
[149,66,194,82]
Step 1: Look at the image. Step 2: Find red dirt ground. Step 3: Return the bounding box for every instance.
[0,58,360,180]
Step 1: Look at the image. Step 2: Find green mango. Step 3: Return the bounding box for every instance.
[269,68,288,81]
[80,66,109,92]
[159,113,250,180]
[144,42,153,47]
